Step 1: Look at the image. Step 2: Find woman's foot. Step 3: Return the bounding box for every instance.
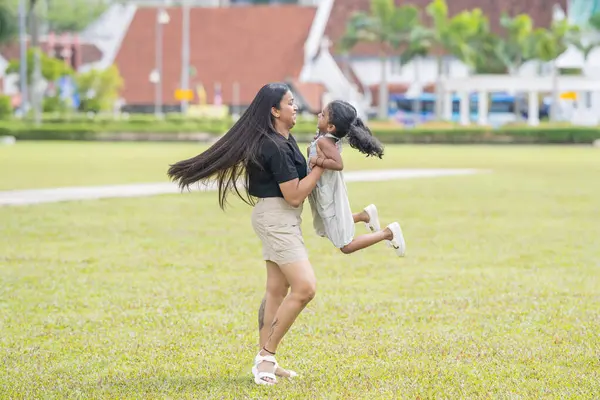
[252,349,278,385]
[275,365,297,378]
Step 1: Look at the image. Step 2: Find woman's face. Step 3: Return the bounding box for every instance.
[275,91,298,128]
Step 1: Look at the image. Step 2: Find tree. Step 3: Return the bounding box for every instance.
[76,65,124,112]
[571,12,600,64]
[492,13,536,120]
[459,9,506,74]
[472,34,506,75]
[45,0,108,33]
[0,2,17,44]
[339,0,423,119]
[425,0,483,119]
[6,47,74,84]
[4,0,109,34]
[589,11,600,32]
[494,14,535,75]
[532,19,580,121]
[398,26,433,119]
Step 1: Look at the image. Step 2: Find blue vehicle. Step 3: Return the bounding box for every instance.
[388,92,547,125]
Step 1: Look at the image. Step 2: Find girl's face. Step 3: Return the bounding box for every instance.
[317,105,334,134]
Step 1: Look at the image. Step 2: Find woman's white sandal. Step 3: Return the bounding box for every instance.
[252,352,278,385]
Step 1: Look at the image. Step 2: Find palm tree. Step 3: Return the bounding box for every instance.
[532,19,580,121]
[495,14,534,75]
[493,13,536,120]
[398,26,432,120]
[471,18,505,75]
[571,12,600,65]
[339,0,423,120]
[425,0,482,119]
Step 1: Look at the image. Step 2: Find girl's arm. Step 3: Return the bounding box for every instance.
[279,167,324,207]
[310,138,344,171]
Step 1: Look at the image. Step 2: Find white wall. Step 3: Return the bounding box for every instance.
[349,56,470,86]
[347,54,560,105]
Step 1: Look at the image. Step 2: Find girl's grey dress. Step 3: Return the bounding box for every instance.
[307,133,355,248]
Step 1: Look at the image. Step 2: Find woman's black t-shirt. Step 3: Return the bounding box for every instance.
[248,133,308,199]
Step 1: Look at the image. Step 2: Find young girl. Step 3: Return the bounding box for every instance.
[307,100,406,256]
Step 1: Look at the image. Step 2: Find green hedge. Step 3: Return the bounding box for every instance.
[0,118,318,139]
[372,126,600,144]
[1,120,600,143]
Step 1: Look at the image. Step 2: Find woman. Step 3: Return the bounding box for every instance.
[168,82,324,385]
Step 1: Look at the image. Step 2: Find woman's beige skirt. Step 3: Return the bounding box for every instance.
[251,197,308,266]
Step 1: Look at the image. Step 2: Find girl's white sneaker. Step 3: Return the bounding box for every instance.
[387,222,406,257]
[364,204,381,233]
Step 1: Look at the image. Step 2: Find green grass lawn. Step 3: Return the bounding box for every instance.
[1,143,600,398]
[0,141,598,190]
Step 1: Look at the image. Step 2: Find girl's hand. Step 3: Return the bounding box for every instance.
[316,144,325,158]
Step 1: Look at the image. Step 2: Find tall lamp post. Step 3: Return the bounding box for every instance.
[18,0,28,117]
[180,0,190,115]
[153,8,170,119]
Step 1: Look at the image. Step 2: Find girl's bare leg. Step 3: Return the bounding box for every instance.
[353,210,370,224]
[340,227,393,254]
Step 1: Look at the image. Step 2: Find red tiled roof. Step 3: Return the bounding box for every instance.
[326,0,569,57]
[115,5,317,106]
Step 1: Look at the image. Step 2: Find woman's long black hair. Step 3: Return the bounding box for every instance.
[167,82,290,209]
[327,100,384,158]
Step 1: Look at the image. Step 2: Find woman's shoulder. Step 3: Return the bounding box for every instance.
[259,134,291,157]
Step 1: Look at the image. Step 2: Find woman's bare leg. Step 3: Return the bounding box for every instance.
[256,259,317,382]
[258,261,295,378]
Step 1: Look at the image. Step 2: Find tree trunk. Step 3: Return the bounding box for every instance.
[435,55,443,120]
[550,60,559,122]
[413,56,422,124]
[342,52,351,79]
[33,48,41,125]
[378,51,388,120]
[509,65,522,122]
